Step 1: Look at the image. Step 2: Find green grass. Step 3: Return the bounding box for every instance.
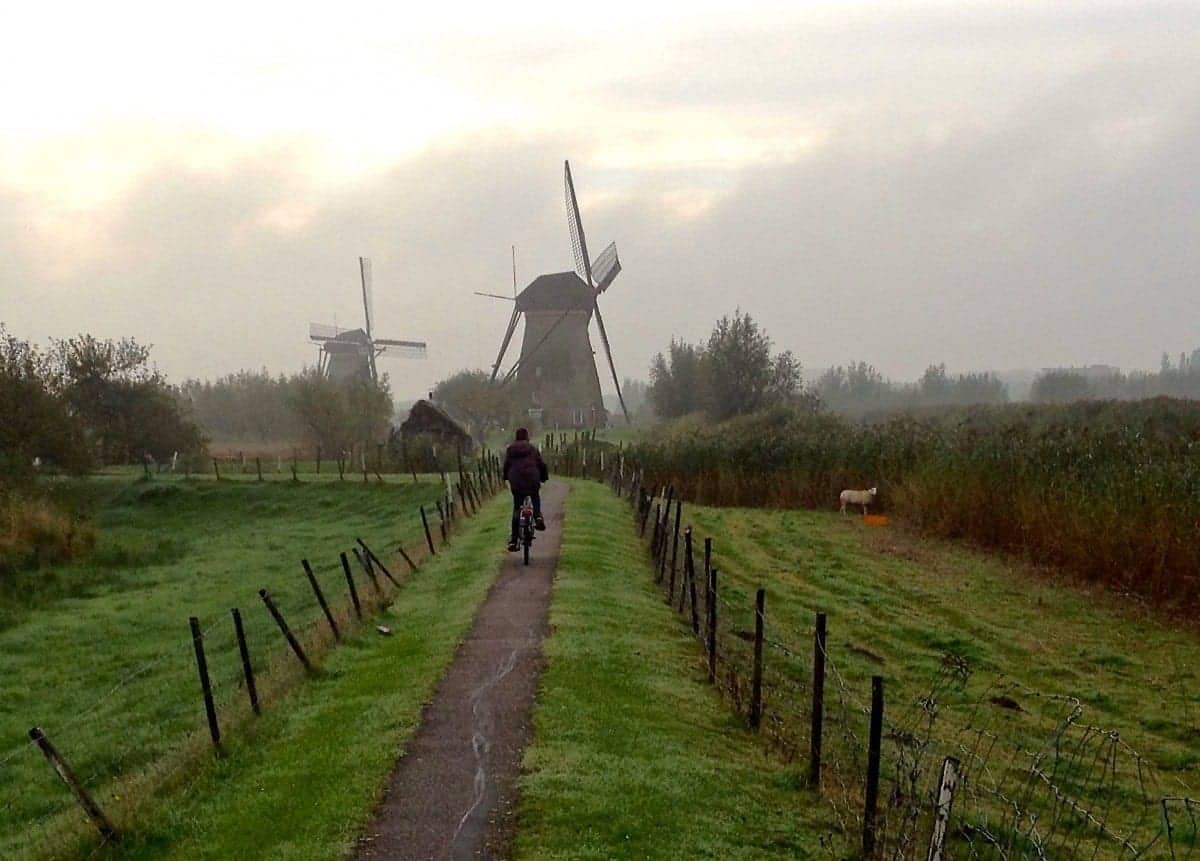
[675,500,1200,857]
[90,488,511,861]
[0,475,457,859]
[514,480,839,859]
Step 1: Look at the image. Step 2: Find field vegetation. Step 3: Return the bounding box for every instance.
[516,480,838,858]
[621,484,1199,857]
[628,398,1200,606]
[0,475,450,859]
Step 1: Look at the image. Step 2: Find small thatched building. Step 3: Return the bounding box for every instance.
[397,400,473,450]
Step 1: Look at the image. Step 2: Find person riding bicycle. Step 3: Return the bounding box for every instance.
[503,427,548,552]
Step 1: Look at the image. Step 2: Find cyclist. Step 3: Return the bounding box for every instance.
[502,427,548,552]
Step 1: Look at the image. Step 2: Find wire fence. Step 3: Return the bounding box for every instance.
[550,441,1200,861]
[0,454,504,858]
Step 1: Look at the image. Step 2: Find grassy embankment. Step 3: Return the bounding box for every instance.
[0,475,498,859]
[675,499,1200,856]
[514,479,841,859]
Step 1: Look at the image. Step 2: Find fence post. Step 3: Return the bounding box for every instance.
[685,529,700,631]
[302,559,340,641]
[189,616,221,751]
[926,757,961,861]
[668,500,682,601]
[28,727,119,841]
[316,445,321,474]
[259,589,314,673]
[657,501,672,583]
[340,552,362,620]
[863,675,885,858]
[396,544,418,574]
[357,538,398,586]
[707,566,719,683]
[810,612,827,788]
[435,500,448,545]
[749,588,765,729]
[255,457,263,482]
[420,506,436,555]
[213,458,220,481]
[231,608,261,715]
[354,547,383,596]
[650,503,662,563]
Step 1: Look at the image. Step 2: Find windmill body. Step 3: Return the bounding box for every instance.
[513,272,607,427]
[486,161,631,428]
[309,257,427,386]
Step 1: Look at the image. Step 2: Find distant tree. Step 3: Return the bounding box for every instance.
[289,370,392,454]
[47,334,204,463]
[1031,370,1093,403]
[619,377,656,423]
[433,370,516,436]
[704,311,800,420]
[179,370,308,444]
[649,339,708,419]
[0,326,91,476]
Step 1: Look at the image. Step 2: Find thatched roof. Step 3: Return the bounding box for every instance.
[399,400,471,441]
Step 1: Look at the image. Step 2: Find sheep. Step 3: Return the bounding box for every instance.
[839,487,877,515]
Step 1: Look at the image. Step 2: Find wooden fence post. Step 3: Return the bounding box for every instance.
[420,506,436,555]
[926,757,961,861]
[255,457,263,482]
[189,616,221,751]
[749,588,765,729]
[231,608,261,715]
[357,538,398,586]
[353,547,382,596]
[28,727,119,841]
[396,544,418,574]
[340,552,362,620]
[302,559,340,641]
[213,458,221,481]
[685,529,700,632]
[863,675,885,858]
[259,589,314,673]
[316,445,321,474]
[435,500,448,545]
[707,566,719,683]
[810,612,828,788]
[668,500,682,601]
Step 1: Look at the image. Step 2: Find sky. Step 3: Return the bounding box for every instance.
[1,0,1198,400]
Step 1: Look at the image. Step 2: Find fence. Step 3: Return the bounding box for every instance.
[0,453,504,858]
[549,441,1199,861]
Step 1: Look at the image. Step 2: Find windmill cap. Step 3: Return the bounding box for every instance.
[516,272,594,312]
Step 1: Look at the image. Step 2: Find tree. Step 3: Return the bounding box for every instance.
[649,339,707,419]
[0,327,91,476]
[1031,370,1093,403]
[704,311,800,420]
[288,370,393,455]
[47,334,204,463]
[432,370,517,436]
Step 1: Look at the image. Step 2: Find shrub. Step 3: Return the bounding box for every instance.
[0,493,97,577]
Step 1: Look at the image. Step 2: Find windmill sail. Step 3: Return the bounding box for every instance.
[564,161,593,287]
[590,242,621,294]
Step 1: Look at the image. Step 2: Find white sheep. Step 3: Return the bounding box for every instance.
[839,487,878,515]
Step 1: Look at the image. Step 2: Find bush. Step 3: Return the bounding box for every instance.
[0,493,96,577]
[629,398,1200,606]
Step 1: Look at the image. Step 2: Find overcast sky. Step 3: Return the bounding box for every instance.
[2,1,1197,399]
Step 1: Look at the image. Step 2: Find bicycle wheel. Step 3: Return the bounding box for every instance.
[523,538,531,565]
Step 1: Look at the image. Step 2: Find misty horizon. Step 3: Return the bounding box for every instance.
[3,2,1198,401]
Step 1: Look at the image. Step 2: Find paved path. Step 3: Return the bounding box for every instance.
[353,481,567,860]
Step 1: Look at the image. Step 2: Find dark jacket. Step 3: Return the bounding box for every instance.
[503,440,548,494]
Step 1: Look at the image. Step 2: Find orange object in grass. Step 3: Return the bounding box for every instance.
[863,514,889,527]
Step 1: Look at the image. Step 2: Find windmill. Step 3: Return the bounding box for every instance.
[484,161,631,427]
[308,257,427,384]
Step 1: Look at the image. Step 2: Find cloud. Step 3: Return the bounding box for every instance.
[2,2,1199,397]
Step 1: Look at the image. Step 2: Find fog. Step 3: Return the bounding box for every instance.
[2,1,1198,400]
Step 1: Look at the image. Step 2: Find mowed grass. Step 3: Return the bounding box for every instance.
[681,501,1200,853]
[0,475,455,859]
[94,488,511,861]
[514,480,839,859]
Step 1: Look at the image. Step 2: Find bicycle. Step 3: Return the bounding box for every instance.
[519,495,536,565]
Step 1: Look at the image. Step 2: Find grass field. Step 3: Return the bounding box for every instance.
[664,497,1200,857]
[91,489,511,860]
[0,475,453,859]
[514,480,842,859]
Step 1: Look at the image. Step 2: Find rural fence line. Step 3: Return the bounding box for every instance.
[547,437,1199,861]
[1,451,505,857]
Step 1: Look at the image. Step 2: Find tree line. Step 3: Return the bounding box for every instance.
[1,327,203,477]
